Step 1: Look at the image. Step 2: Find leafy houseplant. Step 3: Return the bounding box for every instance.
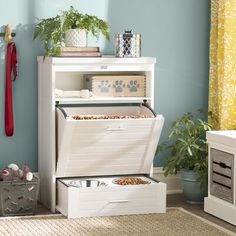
[157,110,212,203]
[33,6,109,56]
[62,7,109,40]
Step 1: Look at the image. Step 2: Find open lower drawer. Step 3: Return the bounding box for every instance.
[56,104,164,177]
[57,175,166,218]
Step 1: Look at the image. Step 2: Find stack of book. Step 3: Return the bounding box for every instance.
[59,47,101,57]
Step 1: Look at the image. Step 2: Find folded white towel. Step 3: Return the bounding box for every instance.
[63,90,81,98]
[55,89,93,98]
[55,89,63,97]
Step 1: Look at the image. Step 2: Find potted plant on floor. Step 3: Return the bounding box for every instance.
[33,6,109,56]
[157,110,213,204]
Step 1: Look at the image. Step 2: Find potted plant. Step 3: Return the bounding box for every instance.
[33,6,109,56]
[157,110,212,204]
[62,6,109,48]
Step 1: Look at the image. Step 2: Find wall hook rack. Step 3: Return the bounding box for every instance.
[0,24,16,42]
[0,32,16,37]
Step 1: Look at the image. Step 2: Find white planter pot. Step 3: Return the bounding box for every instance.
[65,29,87,47]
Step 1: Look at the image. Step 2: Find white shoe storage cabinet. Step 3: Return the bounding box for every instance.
[38,56,166,218]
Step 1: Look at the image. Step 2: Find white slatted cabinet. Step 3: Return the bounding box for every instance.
[204,130,236,226]
[38,56,166,218]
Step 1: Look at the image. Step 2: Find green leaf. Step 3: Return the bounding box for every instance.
[33,6,110,56]
[157,109,210,184]
[188,146,193,156]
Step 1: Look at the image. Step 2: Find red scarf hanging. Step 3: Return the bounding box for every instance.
[5,42,17,137]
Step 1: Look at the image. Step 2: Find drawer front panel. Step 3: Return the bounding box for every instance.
[210,182,233,203]
[210,148,234,167]
[56,107,164,177]
[210,148,234,203]
[57,179,166,218]
[212,163,232,177]
[212,173,232,188]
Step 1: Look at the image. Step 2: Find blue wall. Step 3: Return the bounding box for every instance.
[0,0,210,170]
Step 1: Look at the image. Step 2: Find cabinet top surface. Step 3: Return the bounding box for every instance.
[207,130,236,147]
[37,56,156,65]
[207,130,236,139]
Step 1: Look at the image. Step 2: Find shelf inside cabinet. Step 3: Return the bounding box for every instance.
[55,97,152,105]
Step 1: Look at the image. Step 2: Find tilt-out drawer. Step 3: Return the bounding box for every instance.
[56,104,164,177]
[210,148,234,203]
[56,176,166,218]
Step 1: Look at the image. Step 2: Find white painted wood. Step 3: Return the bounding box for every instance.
[38,56,164,216]
[37,56,156,65]
[56,106,164,177]
[34,169,183,198]
[56,97,152,105]
[207,130,236,147]
[153,167,182,194]
[204,196,236,226]
[57,179,68,216]
[204,131,236,225]
[53,65,153,73]
[56,176,166,218]
[38,61,56,212]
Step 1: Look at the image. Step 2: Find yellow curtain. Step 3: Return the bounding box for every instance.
[209,0,236,130]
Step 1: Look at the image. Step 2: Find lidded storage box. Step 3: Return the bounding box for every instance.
[56,104,166,218]
[84,75,146,97]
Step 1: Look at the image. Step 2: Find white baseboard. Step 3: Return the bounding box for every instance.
[153,167,182,194]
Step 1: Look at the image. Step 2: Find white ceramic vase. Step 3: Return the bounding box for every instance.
[65,29,87,47]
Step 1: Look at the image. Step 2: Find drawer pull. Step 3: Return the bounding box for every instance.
[219,162,227,168]
[109,200,129,204]
[100,65,108,70]
[106,126,125,131]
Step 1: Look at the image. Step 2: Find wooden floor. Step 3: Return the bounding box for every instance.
[36,193,236,233]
